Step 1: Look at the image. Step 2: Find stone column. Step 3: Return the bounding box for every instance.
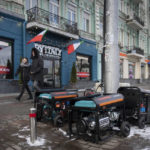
[123,58,129,79]
[135,60,141,79]
[145,63,149,79]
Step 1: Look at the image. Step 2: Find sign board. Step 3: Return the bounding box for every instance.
[0,66,10,74]
[34,43,62,59]
[77,72,90,78]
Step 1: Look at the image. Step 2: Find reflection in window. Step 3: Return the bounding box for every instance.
[50,0,59,24]
[76,55,91,80]
[68,4,76,23]
[0,40,13,79]
[83,12,90,32]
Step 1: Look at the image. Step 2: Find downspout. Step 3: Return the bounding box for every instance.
[23,21,26,57]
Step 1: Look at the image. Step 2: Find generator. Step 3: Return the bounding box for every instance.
[68,93,130,143]
[118,87,150,128]
[34,89,78,127]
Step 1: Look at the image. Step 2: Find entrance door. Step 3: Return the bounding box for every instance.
[43,59,60,88]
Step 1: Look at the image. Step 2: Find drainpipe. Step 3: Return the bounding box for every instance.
[23,21,26,57]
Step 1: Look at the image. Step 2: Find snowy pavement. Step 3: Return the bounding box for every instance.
[0,97,150,150]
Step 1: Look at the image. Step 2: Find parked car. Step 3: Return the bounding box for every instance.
[118,87,150,129]
[68,93,130,143]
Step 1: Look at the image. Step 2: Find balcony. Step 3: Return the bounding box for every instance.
[79,30,95,41]
[127,46,144,58]
[26,7,79,39]
[0,0,24,18]
[126,14,144,30]
[132,0,143,3]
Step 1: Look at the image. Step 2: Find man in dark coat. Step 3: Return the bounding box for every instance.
[30,47,43,91]
[15,58,33,101]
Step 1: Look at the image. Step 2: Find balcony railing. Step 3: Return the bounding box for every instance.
[127,46,144,56]
[133,14,144,26]
[79,30,95,41]
[26,7,79,36]
[0,0,24,15]
[127,14,144,26]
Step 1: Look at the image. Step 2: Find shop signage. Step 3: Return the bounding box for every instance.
[77,72,90,78]
[34,43,62,58]
[0,66,10,74]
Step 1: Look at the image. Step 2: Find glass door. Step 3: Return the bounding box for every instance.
[43,59,61,88]
[43,59,54,87]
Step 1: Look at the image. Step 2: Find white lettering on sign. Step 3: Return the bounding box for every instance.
[34,43,62,58]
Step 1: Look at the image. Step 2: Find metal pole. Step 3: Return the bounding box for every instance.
[29,108,37,143]
[104,0,119,93]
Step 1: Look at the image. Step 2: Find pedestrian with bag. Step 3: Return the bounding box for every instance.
[30,47,44,91]
[15,57,33,101]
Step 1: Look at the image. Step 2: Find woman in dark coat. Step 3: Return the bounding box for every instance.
[30,47,43,91]
[15,58,33,101]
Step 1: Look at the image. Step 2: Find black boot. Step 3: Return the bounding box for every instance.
[27,95,33,100]
[16,96,21,101]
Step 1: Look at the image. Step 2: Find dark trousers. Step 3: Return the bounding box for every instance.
[18,82,32,99]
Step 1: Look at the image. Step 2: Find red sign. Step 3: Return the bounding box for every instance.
[0,66,10,74]
[77,72,90,78]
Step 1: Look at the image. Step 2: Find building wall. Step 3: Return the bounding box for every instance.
[118,0,150,81]
[0,12,25,78]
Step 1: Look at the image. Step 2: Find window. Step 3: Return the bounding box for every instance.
[26,0,37,10]
[121,29,124,46]
[127,32,130,47]
[49,0,59,24]
[120,59,123,78]
[0,39,13,79]
[76,55,91,80]
[129,62,135,79]
[99,15,103,36]
[83,12,90,32]
[68,4,76,23]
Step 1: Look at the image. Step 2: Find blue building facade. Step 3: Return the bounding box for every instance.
[25,29,97,88]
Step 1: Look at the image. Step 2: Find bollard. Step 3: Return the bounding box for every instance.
[29,108,37,143]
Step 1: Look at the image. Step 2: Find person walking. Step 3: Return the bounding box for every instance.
[15,57,33,101]
[30,47,44,91]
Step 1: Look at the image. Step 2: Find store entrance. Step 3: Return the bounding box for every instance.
[43,58,60,88]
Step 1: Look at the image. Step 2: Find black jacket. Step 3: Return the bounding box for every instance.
[15,62,30,82]
[30,49,43,82]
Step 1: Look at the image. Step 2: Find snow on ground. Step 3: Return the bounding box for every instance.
[19,126,30,132]
[58,128,67,136]
[141,147,150,150]
[26,137,45,146]
[128,126,150,140]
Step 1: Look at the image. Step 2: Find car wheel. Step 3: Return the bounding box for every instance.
[138,116,145,129]
[120,121,130,137]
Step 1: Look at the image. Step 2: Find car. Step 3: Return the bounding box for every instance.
[118,86,150,129]
[68,93,130,143]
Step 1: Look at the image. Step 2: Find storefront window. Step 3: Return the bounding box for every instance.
[76,54,91,80]
[0,40,13,79]
[128,62,135,79]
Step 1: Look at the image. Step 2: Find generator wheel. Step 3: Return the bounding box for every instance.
[138,116,145,129]
[120,121,130,137]
[36,104,43,122]
[54,115,63,127]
